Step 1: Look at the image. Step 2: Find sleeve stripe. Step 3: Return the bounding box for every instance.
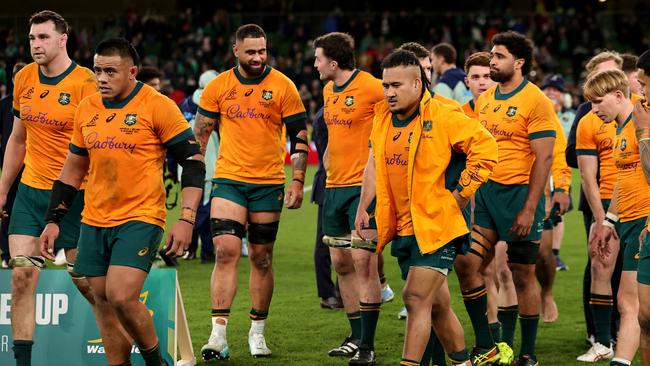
[164,128,194,147]
[12,108,20,118]
[283,112,307,125]
[69,143,88,156]
[575,149,598,156]
[528,130,556,140]
[197,107,219,119]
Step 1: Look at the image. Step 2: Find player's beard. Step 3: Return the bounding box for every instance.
[240,61,266,77]
[490,67,515,83]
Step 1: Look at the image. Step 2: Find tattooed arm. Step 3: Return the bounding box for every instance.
[285,121,309,209]
[193,111,217,156]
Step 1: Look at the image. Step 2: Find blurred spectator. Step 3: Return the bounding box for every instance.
[137,65,163,91]
[621,53,641,95]
[431,42,472,104]
[178,70,223,263]
[541,74,575,137]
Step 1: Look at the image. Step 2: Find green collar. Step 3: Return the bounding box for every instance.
[616,112,633,135]
[495,79,528,100]
[333,69,360,93]
[392,109,419,127]
[102,81,143,109]
[469,99,475,112]
[38,61,77,85]
[234,65,271,85]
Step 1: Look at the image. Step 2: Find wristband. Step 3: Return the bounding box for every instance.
[180,207,196,226]
[602,219,615,229]
[636,128,650,141]
[605,212,619,223]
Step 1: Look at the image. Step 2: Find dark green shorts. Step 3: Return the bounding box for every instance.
[618,217,644,272]
[8,182,84,250]
[391,235,459,280]
[74,221,163,276]
[638,229,650,285]
[474,180,545,242]
[211,178,284,212]
[323,186,376,236]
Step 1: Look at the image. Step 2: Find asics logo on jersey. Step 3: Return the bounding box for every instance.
[393,132,401,141]
[493,104,501,112]
[106,113,116,122]
[40,90,50,98]
[138,247,149,256]
[332,96,339,104]
[245,88,254,97]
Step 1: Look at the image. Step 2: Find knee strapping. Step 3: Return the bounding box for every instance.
[211,218,246,239]
[248,221,279,244]
[506,240,540,264]
[9,255,45,269]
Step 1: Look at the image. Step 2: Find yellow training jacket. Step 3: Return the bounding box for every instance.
[372,92,498,254]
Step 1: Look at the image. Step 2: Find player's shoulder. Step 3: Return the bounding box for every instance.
[477,85,497,104]
[70,64,96,81]
[13,62,38,86]
[142,83,176,107]
[77,90,103,110]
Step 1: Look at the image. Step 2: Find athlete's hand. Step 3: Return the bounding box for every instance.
[590,222,618,260]
[0,193,8,221]
[509,207,535,240]
[640,228,648,253]
[354,209,371,240]
[165,220,193,257]
[452,190,469,209]
[633,99,650,129]
[285,180,304,209]
[39,223,60,260]
[551,191,570,215]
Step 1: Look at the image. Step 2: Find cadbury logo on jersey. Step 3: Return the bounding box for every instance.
[84,132,137,153]
[20,106,67,128]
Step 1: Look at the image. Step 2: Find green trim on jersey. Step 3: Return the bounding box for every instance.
[38,61,77,85]
[332,69,360,93]
[495,79,529,101]
[102,82,144,109]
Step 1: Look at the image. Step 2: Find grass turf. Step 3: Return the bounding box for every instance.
[166,167,640,365]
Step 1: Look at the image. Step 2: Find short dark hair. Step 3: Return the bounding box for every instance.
[29,10,69,34]
[13,62,27,78]
[399,42,430,59]
[621,53,639,73]
[95,38,141,67]
[431,43,456,64]
[491,31,534,76]
[464,52,491,73]
[382,49,430,93]
[313,32,356,70]
[235,24,266,42]
[638,50,650,74]
[137,66,163,83]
